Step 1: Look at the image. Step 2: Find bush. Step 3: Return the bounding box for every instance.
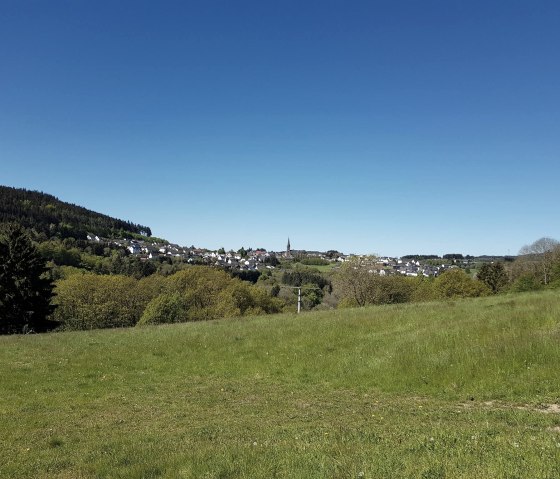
[53,265,286,331]
[434,269,491,299]
[166,267,234,321]
[166,267,284,321]
[510,275,543,292]
[377,275,415,304]
[52,274,145,330]
[137,292,187,326]
[333,259,416,307]
[411,277,437,302]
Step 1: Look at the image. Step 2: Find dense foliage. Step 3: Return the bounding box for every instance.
[433,269,490,298]
[0,185,151,240]
[37,238,158,279]
[0,223,57,333]
[52,273,146,330]
[137,292,188,326]
[333,258,492,308]
[477,262,508,293]
[281,269,330,290]
[52,266,284,331]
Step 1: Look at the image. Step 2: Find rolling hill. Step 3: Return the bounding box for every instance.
[0,185,151,240]
[1,290,559,478]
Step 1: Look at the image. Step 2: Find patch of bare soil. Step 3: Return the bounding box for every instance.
[537,404,560,414]
[459,401,560,414]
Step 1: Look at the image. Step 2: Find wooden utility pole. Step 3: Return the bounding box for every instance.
[280,285,321,314]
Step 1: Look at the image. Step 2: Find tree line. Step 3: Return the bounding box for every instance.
[0,185,151,240]
[332,238,560,308]
[3,216,560,335]
[1,223,288,333]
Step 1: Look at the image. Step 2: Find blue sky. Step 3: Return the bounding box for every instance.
[1,1,559,256]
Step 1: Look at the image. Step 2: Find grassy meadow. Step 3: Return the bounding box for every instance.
[1,290,560,478]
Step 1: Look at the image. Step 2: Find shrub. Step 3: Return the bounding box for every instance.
[510,275,543,292]
[333,258,416,307]
[53,274,145,330]
[165,267,283,321]
[434,269,491,299]
[411,277,437,302]
[137,292,187,326]
[53,265,286,331]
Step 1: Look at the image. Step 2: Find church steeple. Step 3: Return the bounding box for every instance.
[286,237,291,257]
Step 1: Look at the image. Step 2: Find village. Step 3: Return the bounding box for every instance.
[86,234,489,277]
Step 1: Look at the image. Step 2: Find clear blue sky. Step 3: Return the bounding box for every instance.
[1,1,559,256]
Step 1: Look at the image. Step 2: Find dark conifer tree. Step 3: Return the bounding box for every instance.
[0,223,57,334]
[477,262,508,294]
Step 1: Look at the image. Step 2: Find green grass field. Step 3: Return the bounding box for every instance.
[305,263,338,273]
[1,291,560,478]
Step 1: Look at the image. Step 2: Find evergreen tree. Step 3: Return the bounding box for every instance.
[0,223,57,333]
[477,262,508,294]
[0,185,151,240]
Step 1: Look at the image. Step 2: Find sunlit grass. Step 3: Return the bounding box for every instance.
[1,290,560,477]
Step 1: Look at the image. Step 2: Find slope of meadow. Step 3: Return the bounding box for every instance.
[1,291,559,478]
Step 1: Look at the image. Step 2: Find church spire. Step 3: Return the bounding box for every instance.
[287,237,291,257]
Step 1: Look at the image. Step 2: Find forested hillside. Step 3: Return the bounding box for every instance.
[0,185,151,240]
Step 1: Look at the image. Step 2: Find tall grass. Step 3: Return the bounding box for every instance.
[1,290,559,478]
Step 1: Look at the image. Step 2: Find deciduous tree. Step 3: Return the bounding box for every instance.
[332,256,377,307]
[518,237,559,285]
